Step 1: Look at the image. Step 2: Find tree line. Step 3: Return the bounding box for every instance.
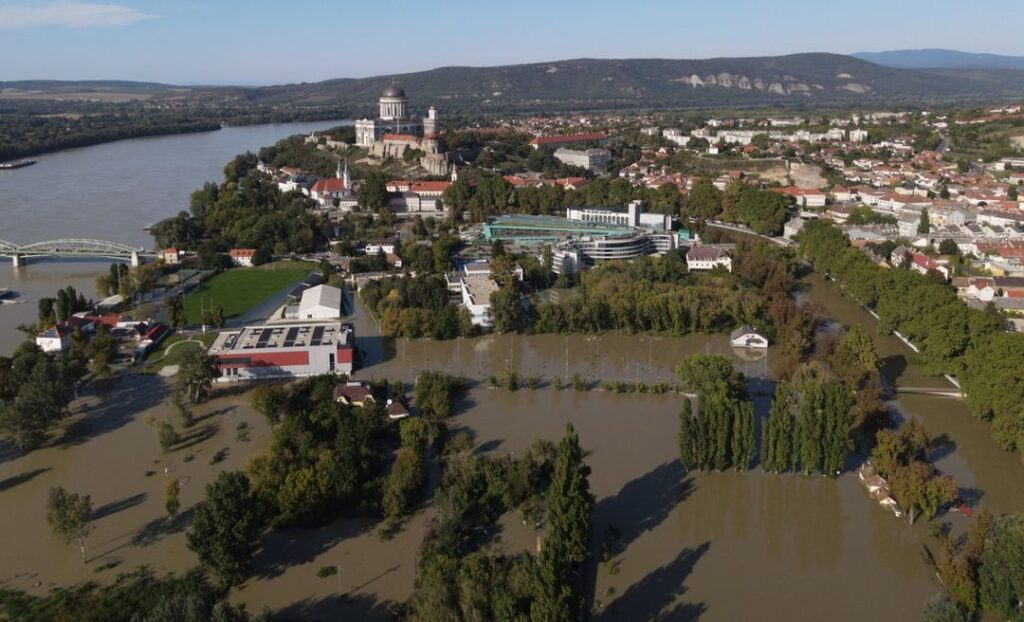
[409,423,593,622]
[442,171,683,223]
[533,252,771,336]
[149,153,331,259]
[797,219,1022,454]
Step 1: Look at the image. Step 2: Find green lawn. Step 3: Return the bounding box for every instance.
[183,261,311,324]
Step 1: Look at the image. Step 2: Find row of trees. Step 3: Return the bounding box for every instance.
[676,355,756,471]
[763,377,854,476]
[797,220,1023,454]
[926,510,1024,622]
[533,253,771,335]
[442,171,684,222]
[675,352,859,478]
[0,566,268,622]
[409,424,591,622]
[360,274,476,339]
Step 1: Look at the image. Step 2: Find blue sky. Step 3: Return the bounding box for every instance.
[1,0,1022,85]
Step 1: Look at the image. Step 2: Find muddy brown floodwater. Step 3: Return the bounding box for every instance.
[1,276,1023,621]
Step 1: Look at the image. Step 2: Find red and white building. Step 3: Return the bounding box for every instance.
[210,322,355,382]
[229,248,257,267]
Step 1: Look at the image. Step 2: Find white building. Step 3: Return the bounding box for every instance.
[662,129,691,147]
[229,248,256,267]
[554,147,611,172]
[686,246,732,272]
[460,276,499,327]
[35,325,72,353]
[566,200,672,230]
[298,284,343,320]
[730,325,769,349]
[210,322,355,382]
[354,84,439,147]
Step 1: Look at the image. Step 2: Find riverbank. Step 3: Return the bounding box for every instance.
[0,110,348,163]
[0,118,352,355]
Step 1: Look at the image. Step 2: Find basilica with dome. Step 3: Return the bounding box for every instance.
[354,83,439,147]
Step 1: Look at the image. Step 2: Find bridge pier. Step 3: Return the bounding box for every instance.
[11,254,22,268]
[131,251,141,268]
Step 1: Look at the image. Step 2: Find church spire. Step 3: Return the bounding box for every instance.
[336,159,343,179]
[342,159,350,189]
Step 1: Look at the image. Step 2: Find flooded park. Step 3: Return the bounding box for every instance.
[0,269,1022,621]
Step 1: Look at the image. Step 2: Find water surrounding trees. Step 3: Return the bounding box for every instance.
[797,220,1021,454]
[45,486,94,564]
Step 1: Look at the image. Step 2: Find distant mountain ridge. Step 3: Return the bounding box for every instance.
[8,53,1024,114]
[232,53,1024,113]
[854,49,1024,70]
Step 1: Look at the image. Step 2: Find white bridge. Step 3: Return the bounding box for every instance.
[0,239,156,267]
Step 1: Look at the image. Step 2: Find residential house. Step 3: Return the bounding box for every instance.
[730,325,769,349]
[686,246,732,272]
[334,382,374,407]
[229,248,257,267]
[35,324,72,353]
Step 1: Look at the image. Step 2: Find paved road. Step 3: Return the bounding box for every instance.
[702,221,792,246]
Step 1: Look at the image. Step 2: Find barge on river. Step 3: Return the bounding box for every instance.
[0,160,36,170]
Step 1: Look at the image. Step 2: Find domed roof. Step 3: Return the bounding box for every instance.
[381,83,406,98]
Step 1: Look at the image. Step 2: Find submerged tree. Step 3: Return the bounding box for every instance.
[186,471,265,587]
[763,383,795,473]
[46,486,94,563]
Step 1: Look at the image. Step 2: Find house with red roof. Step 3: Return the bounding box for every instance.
[910,253,949,281]
[529,132,608,150]
[229,248,257,267]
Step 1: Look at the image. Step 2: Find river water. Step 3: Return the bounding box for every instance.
[1,128,1023,620]
[0,119,349,354]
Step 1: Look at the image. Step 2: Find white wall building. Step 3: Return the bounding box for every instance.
[686,246,732,272]
[730,325,769,349]
[554,148,611,172]
[298,285,342,320]
[460,276,499,327]
[210,323,355,381]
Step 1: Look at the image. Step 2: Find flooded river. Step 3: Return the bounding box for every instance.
[0,119,350,355]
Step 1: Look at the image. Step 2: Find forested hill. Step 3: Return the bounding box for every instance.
[236,53,1024,113]
[9,53,1024,117]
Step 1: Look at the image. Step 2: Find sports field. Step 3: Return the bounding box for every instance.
[182,261,310,323]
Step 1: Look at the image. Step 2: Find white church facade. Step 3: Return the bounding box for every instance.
[354,83,440,147]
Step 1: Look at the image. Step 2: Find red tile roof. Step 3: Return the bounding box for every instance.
[529,132,607,146]
[382,133,419,142]
[229,248,256,258]
[410,181,451,193]
[311,178,346,193]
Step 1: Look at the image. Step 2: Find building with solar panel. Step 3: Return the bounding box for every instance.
[208,322,355,381]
